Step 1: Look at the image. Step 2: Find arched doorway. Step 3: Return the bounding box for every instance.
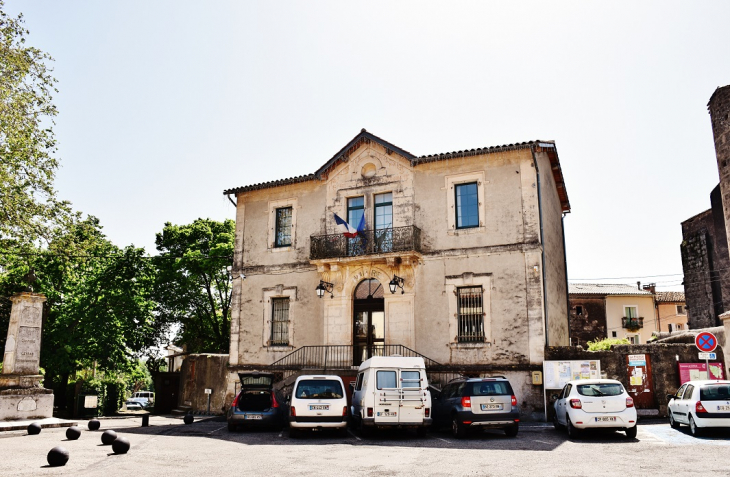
[353,278,385,366]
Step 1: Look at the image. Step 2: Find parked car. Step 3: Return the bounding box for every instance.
[124,400,146,411]
[227,372,287,432]
[288,375,348,438]
[132,391,155,403]
[553,379,637,438]
[667,380,730,436]
[351,356,432,436]
[432,376,519,438]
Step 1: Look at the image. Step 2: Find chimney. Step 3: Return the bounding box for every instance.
[637,281,641,291]
[642,283,656,294]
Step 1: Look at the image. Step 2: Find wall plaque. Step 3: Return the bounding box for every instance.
[14,326,41,373]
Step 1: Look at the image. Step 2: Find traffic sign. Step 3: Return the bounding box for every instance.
[698,352,717,360]
[695,332,718,353]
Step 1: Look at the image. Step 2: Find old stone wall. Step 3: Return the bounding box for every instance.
[709,85,730,263]
[568,296,606,347]
[178,354,229,414]
[546,343,725,416]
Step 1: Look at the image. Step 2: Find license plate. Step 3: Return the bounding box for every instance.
[595,416,616,422]
[309,405,329,411]
[481,404,503,410]
[245,414,263,420]
[377,412,397,417]
[718,405,730,411]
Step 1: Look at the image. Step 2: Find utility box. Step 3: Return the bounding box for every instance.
[531,371,543,385]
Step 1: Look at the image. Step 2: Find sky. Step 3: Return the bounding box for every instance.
[5,1,730,291]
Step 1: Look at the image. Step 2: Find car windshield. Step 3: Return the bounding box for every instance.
[699,384,730,401]
[576,383,623,396]
[468,381,513,396]
[295,380,344,399]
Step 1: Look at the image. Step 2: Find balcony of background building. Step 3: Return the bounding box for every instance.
[310,226,422,260]
[622,317,644,329]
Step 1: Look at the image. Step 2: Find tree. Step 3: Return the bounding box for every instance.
[0,1,72,246]
[153,218,234,353]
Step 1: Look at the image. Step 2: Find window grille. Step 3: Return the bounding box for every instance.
[275,207,292,247]
[457,286,484,342]
[271,297,289,345]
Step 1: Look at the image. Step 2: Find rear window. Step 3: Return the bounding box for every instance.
[576,383,624,397]
[377,370,397,389]
[240,374,273,387]
[402,371,421,388]
[700,384,730,401]
[295,380,344,399]
[468,381,513,396]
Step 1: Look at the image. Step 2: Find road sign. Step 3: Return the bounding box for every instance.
[698,352,717,360]
[695,332,718,352]
[204,388,212,394]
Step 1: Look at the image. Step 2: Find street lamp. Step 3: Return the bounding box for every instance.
[316,280,334,299]
[389,275,404,294]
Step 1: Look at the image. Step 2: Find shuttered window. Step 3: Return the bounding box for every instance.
[457,286,484,342]
[271,297,289,345]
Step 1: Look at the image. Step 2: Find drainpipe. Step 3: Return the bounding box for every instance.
[531,147,549,347]
[562,213,571,346]
[227,193,237,207]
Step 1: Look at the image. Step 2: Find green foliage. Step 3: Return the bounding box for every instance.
[153,218,234,353]
[0,2,73,245]
[586,337,630,351]
[76,377,127,416]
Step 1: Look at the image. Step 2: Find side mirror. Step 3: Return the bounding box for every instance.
[666,394,674,401]
[349,382,355,390]
[551,394,559,401]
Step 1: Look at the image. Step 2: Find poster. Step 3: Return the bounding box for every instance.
[628,354,647,366]
[543,360,602,389]
[678,363,725,384]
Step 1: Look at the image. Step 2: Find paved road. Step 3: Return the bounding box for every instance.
[2,416,730,476]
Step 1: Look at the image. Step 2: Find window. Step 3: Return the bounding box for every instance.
[455,182,479,229]
[684,385,694,400]
[270,297,289,345]
[575,305,584,316]
[347,196,365,255]
[401,370,421,388]
[677,305,686,315]
[376,370,397,389]
[374,192,393,253]
[275,207,292,247]
[355,373,364,391]
[624,306,638,319]
[457,286,484,342]
[676,324,683,330]
[611,331,617,338]
[668,324,674,332]
[627,334,640,344]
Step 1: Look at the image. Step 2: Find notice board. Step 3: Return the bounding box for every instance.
[543,360,601,389]
[678,363,725,384]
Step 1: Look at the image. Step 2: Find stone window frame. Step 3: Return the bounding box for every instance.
[262,286,297,349]
[444,171,486,235]
[445,272,491,348]
[267,198,298,252]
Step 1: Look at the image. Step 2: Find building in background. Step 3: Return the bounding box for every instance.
[655,291,687,332]
[223,129,571,418]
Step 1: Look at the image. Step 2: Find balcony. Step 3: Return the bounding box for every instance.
[622,317,644,330]
[310,226,422,260]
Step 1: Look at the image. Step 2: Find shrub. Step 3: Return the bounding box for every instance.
[587,337,630,351]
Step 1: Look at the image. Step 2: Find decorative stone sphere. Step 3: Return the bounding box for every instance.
[66,426,81,440]
[47,446,69,467]
[183,414,194,425]
[27,422,42,435]
[101,429,117,445]
[88,419,101,431]
[111,436,130,454]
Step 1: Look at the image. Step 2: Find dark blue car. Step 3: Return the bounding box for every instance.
[227,372,287,431]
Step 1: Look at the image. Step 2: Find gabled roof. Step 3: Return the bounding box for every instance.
[569,283,653,296]
[655,291,685,303]
[223,129,570,212]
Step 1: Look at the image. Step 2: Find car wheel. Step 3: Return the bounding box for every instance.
[689,415,702,437]
[566,417,580,439]
[451,416,466,439]
[625,425,637,439]
[669,411,680,429]
[552,413,561,430]
[504,424,519,437]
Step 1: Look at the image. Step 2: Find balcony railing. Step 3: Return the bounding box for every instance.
[622,317,644,329]
[310,226,422,260]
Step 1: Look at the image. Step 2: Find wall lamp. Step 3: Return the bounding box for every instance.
[389,275,405,294]
[316,280,334,299]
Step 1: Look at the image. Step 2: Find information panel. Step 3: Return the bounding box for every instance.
[678,362,725,384]
[543,360,601,389]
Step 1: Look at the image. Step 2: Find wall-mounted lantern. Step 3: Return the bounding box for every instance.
[316,280,334,299]
[389,275,405,294]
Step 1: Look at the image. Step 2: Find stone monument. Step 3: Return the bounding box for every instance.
[1,287,54,420]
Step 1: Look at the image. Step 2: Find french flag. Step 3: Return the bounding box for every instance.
[334,213,364,238]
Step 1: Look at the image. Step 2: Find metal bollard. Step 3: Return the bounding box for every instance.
[141,414,149,427]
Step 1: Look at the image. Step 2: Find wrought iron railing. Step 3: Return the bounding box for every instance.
[267,344,440,370]
[310,226,422,260]
[622,317,644,329]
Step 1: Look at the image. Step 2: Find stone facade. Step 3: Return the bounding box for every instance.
[223,131,571,419]
[567,296,606,348]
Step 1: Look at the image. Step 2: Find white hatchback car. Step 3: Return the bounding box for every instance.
[288,375,348,438]
[667,380,730,437]
[553,379,637,438]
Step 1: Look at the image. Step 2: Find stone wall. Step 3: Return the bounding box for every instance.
[546,343,725,416]
[178,354,229,414]
[568,296,606,347]
[682,208,721,328]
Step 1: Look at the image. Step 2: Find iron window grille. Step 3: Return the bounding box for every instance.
[457,286,485,342]
[455,182,479,229]
[271,297,289,345]
[275,207,292,247]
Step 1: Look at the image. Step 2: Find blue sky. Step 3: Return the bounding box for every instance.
[6,1,730,290]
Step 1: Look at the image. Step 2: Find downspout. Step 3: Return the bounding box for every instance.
[562,213,571,346]
[531,147,549,347]
[227,193,237,207]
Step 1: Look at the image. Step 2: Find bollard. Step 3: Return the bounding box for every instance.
[101,429,117,445]
[47,446,69,467]
[66,426,81,440]
[88,419,101,431]
[27,422,42,435]
[112,436,130,454]
[141,414,149,427]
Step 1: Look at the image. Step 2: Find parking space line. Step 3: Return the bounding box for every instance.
[208,425,227,435]
[431,436,451,444]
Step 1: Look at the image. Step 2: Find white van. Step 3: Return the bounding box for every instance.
[288,375,348,437]
[351,356,432,435]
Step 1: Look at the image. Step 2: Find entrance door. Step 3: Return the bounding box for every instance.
[626,354,656,411]
[353,279,385,366]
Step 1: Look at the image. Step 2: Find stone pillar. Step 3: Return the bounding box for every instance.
[708,85,730,264]
[721,311,730,379]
